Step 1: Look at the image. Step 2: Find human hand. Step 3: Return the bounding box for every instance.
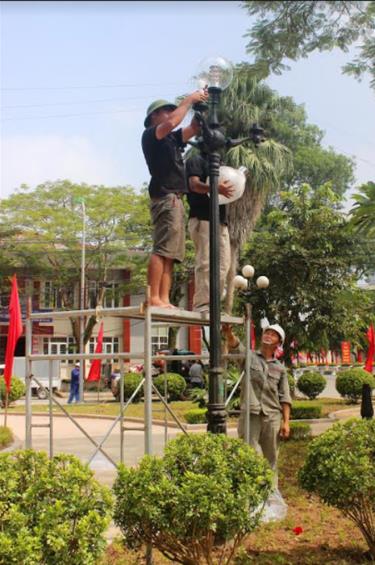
[218,179,234,198]
[189,88,209,105]
[279,422,290,440]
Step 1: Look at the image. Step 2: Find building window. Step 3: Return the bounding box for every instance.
[151,327,169,355]
[89,336,119,355]
[41,281,62,309]
[88,282,120,309]
[43,337,75,363]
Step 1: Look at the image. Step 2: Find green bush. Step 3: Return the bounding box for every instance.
[289,421,312,441]
[184,408,207,424]
[118,372,143,402]
[296,371,326,399]
[114,433,273,565]
[335,368,375,403]
[291,401,322,420]
[0,450,113,565]
[0,426,13,450]
[0,376,25,406]
[189,387,208,408]
[299,419,375,559]
[153,372,186,401]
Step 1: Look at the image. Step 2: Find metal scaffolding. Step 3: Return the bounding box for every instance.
[24,301,249,466]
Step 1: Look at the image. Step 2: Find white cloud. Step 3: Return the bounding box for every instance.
[1,134,124,197]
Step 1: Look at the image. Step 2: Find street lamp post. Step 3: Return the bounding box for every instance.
[193,57,265,434]
[234,266,269,443]
[195,57,233,434]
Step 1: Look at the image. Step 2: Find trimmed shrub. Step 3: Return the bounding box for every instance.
[189,387,208,408]
[0,376,25,406]
[289,421,312,441]
[0,426,13,450]
[117,372,144,402]
[296,371,326,399]
[184,408,207,424]
[114,433,273,565]
[153,372,186,401]
[335,368,375,403]
[291,401,322,420]
[0,450,113,565]
[299,419,375,558]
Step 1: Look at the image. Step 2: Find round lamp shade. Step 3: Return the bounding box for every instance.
[207,166,247,205]
[195,56,233,90]
[256,276,269,289]
[233,275,248,290]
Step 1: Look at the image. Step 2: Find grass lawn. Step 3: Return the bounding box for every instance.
[100,438,369,565]
[7,400,197,423]
[7,397,349,423]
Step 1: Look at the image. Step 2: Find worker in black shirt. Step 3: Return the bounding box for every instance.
[142,90,208,308]
[186,147,233,313]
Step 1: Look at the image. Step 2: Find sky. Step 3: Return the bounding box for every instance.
[1,0,375,210]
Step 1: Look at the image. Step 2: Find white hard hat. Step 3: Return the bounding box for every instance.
[263,324,285,345]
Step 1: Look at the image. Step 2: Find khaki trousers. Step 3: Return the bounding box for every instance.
[188,218,231,310]
[238,411,281,486]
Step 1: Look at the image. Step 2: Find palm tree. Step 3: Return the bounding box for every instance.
[221,65,292,313]
[350,181,375,235]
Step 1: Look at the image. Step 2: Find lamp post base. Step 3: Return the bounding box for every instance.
[207,402,227,434]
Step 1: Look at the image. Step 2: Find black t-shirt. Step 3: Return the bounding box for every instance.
[141,126,188,198]
[186,153,227,224]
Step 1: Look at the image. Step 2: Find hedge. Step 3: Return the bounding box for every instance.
[153,372,186,401]
[291,401,322,420]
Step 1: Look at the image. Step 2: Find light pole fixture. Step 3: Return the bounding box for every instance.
[194,56,233,434]
[193,56,266,434]
[234,265,269,443]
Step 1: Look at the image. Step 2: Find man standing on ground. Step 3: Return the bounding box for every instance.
[142,90,208,308]
[227,323,291,482]
[185,144,234,313]
[68,362,80,404]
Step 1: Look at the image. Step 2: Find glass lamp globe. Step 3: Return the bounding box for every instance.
[195,56,233,91]
[256,276,269,289]
[233,275,248,290]
[242,264,255,279]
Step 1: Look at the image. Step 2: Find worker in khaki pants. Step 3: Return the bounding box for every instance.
[227,323,291,485]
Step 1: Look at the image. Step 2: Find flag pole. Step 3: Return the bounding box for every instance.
[4,390,9,428]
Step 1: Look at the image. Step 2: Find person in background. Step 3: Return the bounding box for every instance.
[68,362,80,404]
[188,359,205,389]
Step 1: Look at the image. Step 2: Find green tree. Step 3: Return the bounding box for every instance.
[240,183,374,365]
[0,180,150,349]
[220,65,293,312]
[242,1,375,89]
[350,181,375,235]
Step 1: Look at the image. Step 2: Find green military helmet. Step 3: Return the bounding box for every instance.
[144,99,177,128]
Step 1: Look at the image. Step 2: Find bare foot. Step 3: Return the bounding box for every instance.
[162,302,178,309]
[149,298,167,307]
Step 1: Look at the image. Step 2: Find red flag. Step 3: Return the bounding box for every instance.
[365,324,375,374]
[4,275,23,392]
[86,322,104,382]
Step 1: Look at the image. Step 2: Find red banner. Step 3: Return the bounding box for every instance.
[365,324,374,374]
[341,341,351,365]
[4,276,23,392]
[86,322,104,382]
